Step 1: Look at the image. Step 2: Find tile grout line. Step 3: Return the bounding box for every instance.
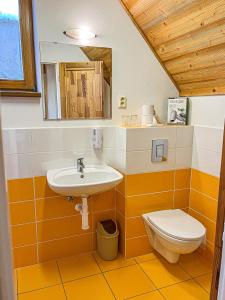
[190,187,218,202]
[17,283,62,296]
[32,177,39,264]
[102,273,117,300]
[192,276,211,294]
[137,256,211,292]
[56,260,68,300]
[188,207,216,224]
[135,261,158,291]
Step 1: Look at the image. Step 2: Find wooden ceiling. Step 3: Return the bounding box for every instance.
[120,0,225,96]
[80,47,112,85]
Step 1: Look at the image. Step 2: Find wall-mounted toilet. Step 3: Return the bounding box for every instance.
[143,209,206,263]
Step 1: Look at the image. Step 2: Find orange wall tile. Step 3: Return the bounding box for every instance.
[116,211,125,255]
[34,176,58,199]
[38,234,92,262]
[8,178,34,202]
[174,189,190,209]
[36,196,77,221]
[191,169,219,200]
[116,177,126,196]
[189,209,216,244]
[116,191,125,216]
[8,176,116,267]
[126,191,173,218]
[13,245,38,268]
[126,236,152,258]
[11,223,37,247]
[126,171,174,196]
[190,189,218,222]
[10,201,35,225]
[175,169,191,189]
[92,190,115,212]
[38,215,92,242]
[126,217,146,239]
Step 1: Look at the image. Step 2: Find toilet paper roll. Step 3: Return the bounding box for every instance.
[141,114,153,125]
[142,105,154,115]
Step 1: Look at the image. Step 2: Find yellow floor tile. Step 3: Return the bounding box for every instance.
[140,258,190,289]
[93,252,136,272]
[57,253,101,282]
[160,279,210,300]
[135,252,158,263]
[129,290,165,299]
[195,273,212,293]
[17,261,61,293]
[179,252,212,278]
[64,274,115,300]
[18,285,66,300]
[104,264,156,300]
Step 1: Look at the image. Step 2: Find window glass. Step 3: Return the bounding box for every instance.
[0,0,23,80]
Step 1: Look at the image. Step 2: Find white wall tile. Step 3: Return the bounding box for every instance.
[4,154,33,179]
[192,146,222,178]
[102,127,116,148]
[115,127,126,151]
[32,128,93,152]
[113,150,126,173]
[126,126,177,151]
[126,149,175,175]
[175,147,192,169]
[193,126,223,153]
[176,126,193,148]
[3,129,33,154]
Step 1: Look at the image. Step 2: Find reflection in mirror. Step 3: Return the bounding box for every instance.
[40,42,112,120]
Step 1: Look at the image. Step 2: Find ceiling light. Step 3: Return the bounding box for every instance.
[63,27,96,40]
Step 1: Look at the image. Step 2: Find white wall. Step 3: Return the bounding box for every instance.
[190,95,225,178]
[0,0,178,129]
[190,96,225,128]
[0,109,15,299]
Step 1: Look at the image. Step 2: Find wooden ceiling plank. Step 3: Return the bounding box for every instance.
[180,87,225,96]
[173,64,225,85]
[165,43,225,75]
[180,78,225,96]
[179,78,225,90]
[145,0,225,46]
[119,0,180,92]
[122,0,140,10]
[157,18,225,62]
[135,0,196,29]
[129,0,157,17]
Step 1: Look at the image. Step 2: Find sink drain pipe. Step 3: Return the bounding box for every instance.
[75,197,89,230]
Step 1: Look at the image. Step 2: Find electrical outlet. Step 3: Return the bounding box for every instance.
[118,97,127,109]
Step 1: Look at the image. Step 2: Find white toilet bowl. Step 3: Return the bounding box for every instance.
[143,209,206,263]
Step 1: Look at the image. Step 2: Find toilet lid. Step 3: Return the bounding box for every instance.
[146,209,206,241]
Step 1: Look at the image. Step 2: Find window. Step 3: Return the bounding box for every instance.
[0,0,37,93]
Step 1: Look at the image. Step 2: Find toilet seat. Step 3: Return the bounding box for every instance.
[145,209,206,241]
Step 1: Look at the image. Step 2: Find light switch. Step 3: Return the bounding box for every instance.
[152,139,168,162]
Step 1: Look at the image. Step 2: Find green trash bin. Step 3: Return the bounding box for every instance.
[97,219,119,261]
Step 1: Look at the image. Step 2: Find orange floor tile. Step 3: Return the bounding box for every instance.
[16,251,212,300]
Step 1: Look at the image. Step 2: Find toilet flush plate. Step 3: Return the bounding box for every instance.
[152,139,168,162]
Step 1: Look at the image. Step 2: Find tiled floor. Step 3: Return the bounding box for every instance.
[16,251,212,300]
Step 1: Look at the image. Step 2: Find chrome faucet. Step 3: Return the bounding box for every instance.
[77,158,85,178]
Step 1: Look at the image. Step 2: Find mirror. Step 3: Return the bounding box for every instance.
[40,42,112,120]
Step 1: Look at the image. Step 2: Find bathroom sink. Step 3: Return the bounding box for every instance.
[47,165,123,197]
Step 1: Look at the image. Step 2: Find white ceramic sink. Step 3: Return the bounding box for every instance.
[47,165,123,197]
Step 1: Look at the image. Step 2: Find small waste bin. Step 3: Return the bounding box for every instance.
[97,219,119,260]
